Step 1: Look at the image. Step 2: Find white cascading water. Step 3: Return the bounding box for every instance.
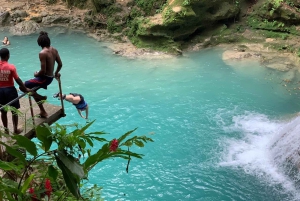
[219,111,300,199]
[269,114,300,189]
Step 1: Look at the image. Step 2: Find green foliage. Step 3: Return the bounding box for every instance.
[182,0,190,6]
[297,48,300,57]
[107,17,123,33]
[135,0,166,16]
[0,121,153,200]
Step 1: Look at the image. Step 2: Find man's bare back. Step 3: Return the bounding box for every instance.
[35,46,62,77]
[24,31,63,118]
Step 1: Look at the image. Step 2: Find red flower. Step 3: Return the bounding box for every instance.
[45,178,52,198]
[110,139,118,152]
[29,187,38,200]
[29,187,35,197]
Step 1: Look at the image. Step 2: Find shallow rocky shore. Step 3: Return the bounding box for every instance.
[1,0,300,68]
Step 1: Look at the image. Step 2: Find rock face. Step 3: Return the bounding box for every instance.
[0,11,11,27]
[9,20,40,35]
[137,0,239,40]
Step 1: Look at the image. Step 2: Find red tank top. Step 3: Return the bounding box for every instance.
[0,61,19,87]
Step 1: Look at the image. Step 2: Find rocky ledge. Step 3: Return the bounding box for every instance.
[1,0,300,68]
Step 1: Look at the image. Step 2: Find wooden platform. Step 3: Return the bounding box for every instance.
[1,98,65,139]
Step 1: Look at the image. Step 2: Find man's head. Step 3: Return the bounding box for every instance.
[0,48,9,61]
[37,31,51,48]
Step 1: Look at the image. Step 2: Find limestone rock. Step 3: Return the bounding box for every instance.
[0,11,11,27]
[42,15,71,25]
[9,20,40,35]
[12,10,28,18]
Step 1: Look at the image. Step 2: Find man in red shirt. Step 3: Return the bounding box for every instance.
[0,48,30,134]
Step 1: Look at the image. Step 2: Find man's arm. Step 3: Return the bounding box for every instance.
[15,77,30,93]
[34,52,47,77]
[54,49,62,78]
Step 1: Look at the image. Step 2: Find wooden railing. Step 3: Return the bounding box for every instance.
[0,78,65,126]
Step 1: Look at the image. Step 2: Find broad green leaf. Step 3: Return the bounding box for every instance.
[55,155,80,198]
[57,150,84,178]
[0,179,21,196]
[21,174,34,194]
[0,160,18,171]
[36,125,53,152]
[0,142,26,164]
[13,135,37,157]
[118,128,137,143]
[134,140,144,147]
[48,165,58,180]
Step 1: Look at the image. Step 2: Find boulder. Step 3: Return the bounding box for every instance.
[134,0,240,40]
[12,10,28,18]
[9,20,40,35]
[0,11,11,27]
[42,15,71,25]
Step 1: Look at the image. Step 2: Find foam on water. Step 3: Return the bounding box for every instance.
[219,110,300,200]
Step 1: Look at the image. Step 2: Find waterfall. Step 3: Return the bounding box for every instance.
[219,111,300,199]
[270,115,300,189]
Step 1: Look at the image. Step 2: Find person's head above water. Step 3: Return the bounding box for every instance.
[0,48,9,61]
[37,31,51,48]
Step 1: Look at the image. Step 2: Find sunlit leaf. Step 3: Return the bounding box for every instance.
[21,174,34,194]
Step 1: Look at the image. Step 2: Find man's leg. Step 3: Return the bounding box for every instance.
[11,111,22,134]
[1,111,8,134]
[32,95,48,118]
[23,82,48,118]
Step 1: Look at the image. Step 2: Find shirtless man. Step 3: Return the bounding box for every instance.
[24,31,62,118]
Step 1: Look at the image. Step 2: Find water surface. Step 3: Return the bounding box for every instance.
[3,28,300,201]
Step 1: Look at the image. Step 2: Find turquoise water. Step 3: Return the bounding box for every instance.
[3,27,300,200]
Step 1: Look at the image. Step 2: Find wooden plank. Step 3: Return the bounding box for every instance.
[0,97,65,139]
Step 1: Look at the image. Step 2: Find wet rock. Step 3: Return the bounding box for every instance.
[9,20,40,35]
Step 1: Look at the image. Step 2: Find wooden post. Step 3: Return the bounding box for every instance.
[28,96,35,127]
[58,77,66,117]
